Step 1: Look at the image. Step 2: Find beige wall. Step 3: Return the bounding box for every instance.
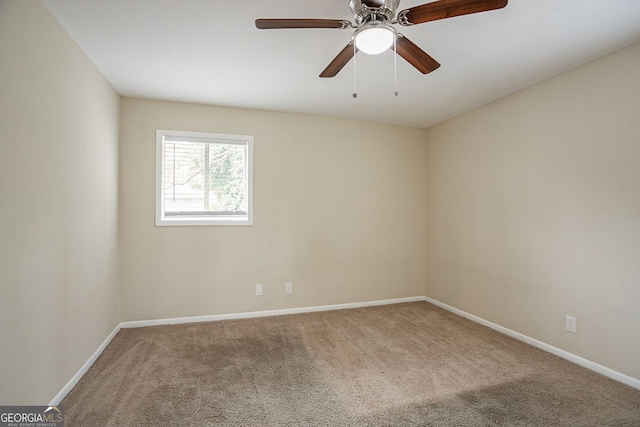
[424,42,640,379]
[0,1,120,404]
[119,99,427,321]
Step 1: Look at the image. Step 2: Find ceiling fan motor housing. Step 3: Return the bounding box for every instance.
[350,0,399,25]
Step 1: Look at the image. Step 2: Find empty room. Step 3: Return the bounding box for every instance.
[1,0,639,425]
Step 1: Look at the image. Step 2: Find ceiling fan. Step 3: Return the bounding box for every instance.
[256,0,508,78]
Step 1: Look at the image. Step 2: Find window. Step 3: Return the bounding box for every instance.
[156,129,253,226]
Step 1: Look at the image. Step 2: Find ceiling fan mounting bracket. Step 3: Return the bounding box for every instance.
[396,10,413,26]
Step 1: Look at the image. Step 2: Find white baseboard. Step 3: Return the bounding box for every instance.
[51,294,639,405]
[120,296,426,329]
[49,323,121,406]
[424,297,640,391]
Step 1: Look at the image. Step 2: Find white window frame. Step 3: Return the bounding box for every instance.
[155,129,253,226]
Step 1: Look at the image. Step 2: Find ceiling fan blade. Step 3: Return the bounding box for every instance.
[255,19,350,30]
[399,0,508,25]
[320,42,358,78]
[392,35,441,74]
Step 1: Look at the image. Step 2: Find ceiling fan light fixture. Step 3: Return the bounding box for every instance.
[354,23,396,55]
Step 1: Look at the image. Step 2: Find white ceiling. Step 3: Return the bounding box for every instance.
[42,0,640,128]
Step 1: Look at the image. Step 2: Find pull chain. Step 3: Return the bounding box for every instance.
[353,42,358,98]
[393,36,398,96]
[352,40,398,98]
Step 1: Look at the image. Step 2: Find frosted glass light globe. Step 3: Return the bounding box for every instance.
[354,24,396,55]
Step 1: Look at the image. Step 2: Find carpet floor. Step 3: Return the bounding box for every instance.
[61,302,640,426]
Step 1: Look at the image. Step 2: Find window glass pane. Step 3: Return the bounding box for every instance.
[208,143,247,212]
[163,141,247,215]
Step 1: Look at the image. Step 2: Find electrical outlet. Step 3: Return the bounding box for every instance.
[255,284,263,296]
[285,283,292,294]
[565,315,576,333]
